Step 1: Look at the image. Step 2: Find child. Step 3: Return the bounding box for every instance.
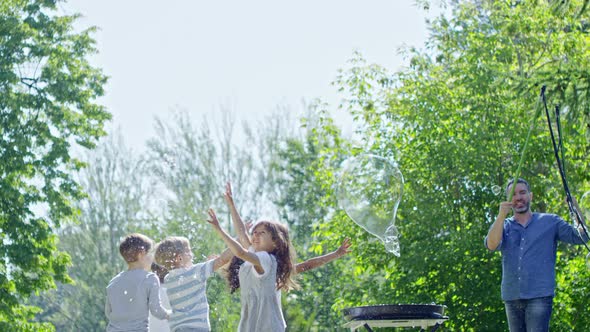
[105,233,171,332]
[154,236,232,332]
[207,183,351,331]
[207,210,294,331]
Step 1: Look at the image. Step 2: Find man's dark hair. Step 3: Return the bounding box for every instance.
[506,178,530,196]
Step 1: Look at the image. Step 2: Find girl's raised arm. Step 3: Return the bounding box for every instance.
[295,238,351,274]
[212,248,233,272]
[224,182,251,248]
[207,208,265,274]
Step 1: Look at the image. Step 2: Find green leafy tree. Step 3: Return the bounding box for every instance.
[0,0,109,330]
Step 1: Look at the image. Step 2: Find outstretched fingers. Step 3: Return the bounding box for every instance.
[337,238,352,256]
[206,208,220,227]
[224,182,234,204]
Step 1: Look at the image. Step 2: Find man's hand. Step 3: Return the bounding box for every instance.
[498,201,513,219]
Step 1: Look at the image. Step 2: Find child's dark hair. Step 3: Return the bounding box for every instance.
[119,233,153,263]
[225,221,299,293]
[226,257,244,293]
[151,262,169,283]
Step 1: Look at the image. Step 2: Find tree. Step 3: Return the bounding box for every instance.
[0,0,109,330]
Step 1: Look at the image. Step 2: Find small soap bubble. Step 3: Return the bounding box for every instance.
[491,185,502,196]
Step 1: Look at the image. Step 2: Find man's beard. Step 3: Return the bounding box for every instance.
[513,200,530,214]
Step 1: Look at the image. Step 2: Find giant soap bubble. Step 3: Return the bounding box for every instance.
[337,154,404,256]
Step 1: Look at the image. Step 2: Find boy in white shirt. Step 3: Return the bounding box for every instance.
[105,233,171,332]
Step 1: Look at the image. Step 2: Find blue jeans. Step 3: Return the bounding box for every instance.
[504,296,553,332]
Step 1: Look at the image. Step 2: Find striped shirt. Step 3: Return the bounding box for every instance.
[163,260,214,332]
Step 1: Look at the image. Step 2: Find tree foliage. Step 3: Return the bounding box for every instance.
[0,0,109,330]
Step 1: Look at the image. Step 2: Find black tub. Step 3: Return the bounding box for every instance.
[343,304,446,321]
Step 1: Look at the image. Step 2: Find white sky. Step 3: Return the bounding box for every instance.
[60,1,434,151]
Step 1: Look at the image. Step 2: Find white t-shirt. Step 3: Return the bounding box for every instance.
[238,249,285,332]
[105,269,168,332]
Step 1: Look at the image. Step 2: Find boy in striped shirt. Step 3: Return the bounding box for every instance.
[154,236,231,332]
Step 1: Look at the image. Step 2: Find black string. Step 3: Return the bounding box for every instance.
[540,86,589,251]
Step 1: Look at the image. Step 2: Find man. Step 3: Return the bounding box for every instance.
[485,178,588,332]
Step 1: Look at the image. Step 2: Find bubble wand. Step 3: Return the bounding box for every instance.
[508,86,545,201]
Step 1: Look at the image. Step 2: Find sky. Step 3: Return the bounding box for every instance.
[60,1,435,151]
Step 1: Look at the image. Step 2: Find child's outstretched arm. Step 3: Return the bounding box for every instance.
[212,248,233,272]
[224,182,251,248]
[295,238,352,274]
[207,208,265,274]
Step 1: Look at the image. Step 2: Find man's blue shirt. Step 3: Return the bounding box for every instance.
[485,213,587,301]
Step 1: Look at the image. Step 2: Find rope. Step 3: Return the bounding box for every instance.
[541,86,589,251]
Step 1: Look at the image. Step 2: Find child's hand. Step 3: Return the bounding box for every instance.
[336,238,352,257]
[207,208,221,229]
[206,254,219,260]
[224,182,234,205]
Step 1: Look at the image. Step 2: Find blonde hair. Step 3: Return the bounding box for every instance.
[155,236,191,270]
